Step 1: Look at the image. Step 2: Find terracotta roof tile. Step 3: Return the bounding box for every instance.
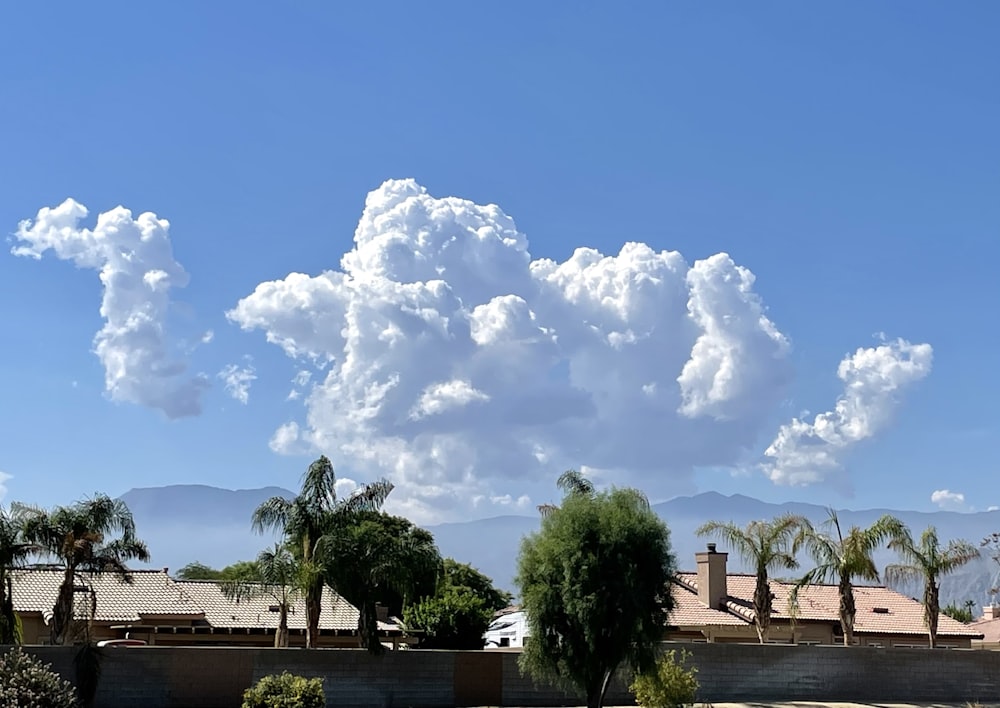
[970,616,1000,643]
[11,568,397,634]
[668,577,746,627]
[174,581,379,631]
[11,569,203,623]
[676,572,981,638]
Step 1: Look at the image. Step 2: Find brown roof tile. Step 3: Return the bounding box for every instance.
[676,572,981,638]
[668,577,747,627]
[174,581,372,632]
[11,569,203,623]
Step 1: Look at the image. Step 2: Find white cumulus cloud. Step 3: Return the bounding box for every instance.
[226,179,795,520]
[218,359,257,405]
[0,470,9,501]
[13,199,208,418]
[931,489,966,511]
[762,338,933,486]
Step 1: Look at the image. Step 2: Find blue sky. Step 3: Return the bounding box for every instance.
[1,2,997,522]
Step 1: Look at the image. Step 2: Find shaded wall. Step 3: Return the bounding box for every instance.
[9,642,1000,708]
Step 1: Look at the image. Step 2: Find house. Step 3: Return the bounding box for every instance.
[483,605,528,648]
[11,567,408,648]
[485,546,983,649]
[670,544,983,647]
[969,606,1000,649]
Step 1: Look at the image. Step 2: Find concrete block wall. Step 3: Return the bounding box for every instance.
[9,642,1000,707]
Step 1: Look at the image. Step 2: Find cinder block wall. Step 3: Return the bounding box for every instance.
[9,642,1000,708]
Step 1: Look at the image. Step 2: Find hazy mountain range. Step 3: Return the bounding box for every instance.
[120,485,1000,611]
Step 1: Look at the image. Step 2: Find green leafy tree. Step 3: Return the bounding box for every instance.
[175,561,224,580]
[251,455,393,648]
[404,584,492,649]
[221,545,302,648]
[517,475,676,708]
[696,514,806,643]
[885,525,980,648]
[318,511,441,654]
[439,558,513,611]
[941,599,976,624]
[404,558,511,649]
[1,505,35,644]
[794,510,904,646]
[15,494,149,645]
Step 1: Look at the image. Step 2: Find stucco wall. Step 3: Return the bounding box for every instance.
[7,642,1000,707]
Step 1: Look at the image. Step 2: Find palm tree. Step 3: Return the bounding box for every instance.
[14,494,150,645]
[885,525,980,648]
[538,469,594,517]
[220,544,301,648]
[795,510,904,646]
[697,514,806,643]
[1,505,37,644]
[251,455,393,648]
[318,511,442,654]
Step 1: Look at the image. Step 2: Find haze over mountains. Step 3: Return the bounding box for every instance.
[120,485,1000,609]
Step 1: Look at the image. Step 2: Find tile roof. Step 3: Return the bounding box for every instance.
[11,569,203,623]
[970,616,1000,643]
[174,581,394,632]
[668,577,747,627]
[676,572,981,638]
[11,568,397,633]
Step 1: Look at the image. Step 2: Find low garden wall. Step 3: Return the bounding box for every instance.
[11,642,1000,707]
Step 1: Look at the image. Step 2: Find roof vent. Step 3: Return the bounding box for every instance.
[872,607,890,614]
[268,605,280,613]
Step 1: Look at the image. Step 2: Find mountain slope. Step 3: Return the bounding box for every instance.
[118,485,1000,608]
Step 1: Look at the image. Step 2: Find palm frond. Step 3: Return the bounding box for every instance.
[884,563,921,586]
[251,497,292,535]
[557,469,595,497]
[339,479,394,514]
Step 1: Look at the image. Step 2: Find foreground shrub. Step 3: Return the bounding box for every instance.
[0,647,79,708]
[242,671,325,708]
[630,649,699,708]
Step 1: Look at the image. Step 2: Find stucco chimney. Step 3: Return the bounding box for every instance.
[695,543,728,610]
[984,605,1000,620]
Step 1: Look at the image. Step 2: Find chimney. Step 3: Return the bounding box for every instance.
[695,543,728,610]
[984,605,1000,620]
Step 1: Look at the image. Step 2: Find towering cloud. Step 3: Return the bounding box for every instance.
[762,337,933,486]
[13,199,207,418]
[229,179,794,519]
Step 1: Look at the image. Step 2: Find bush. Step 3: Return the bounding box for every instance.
[630,649,699,708]
[242,671,325,708]
[0,647,79,708]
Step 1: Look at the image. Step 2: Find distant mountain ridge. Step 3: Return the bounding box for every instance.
[119,485,1000,608]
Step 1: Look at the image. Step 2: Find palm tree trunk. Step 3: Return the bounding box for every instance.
[305,580,322,649]
[839,575,856,646]
[753,573,772,643]
[925,580,939,649]
[276,604,289,648]
[52,568,76,645]
[0,573,20,645]
[358,598,383,655]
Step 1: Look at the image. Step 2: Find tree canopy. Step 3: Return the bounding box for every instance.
[795,510,903,645]
[697,514,805,643]
[886,524,980,648]
[404,558,511,649]
[319,510,441,654]
[517,478,675,708]
[251,455,393,648]
[15,494,149,645]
